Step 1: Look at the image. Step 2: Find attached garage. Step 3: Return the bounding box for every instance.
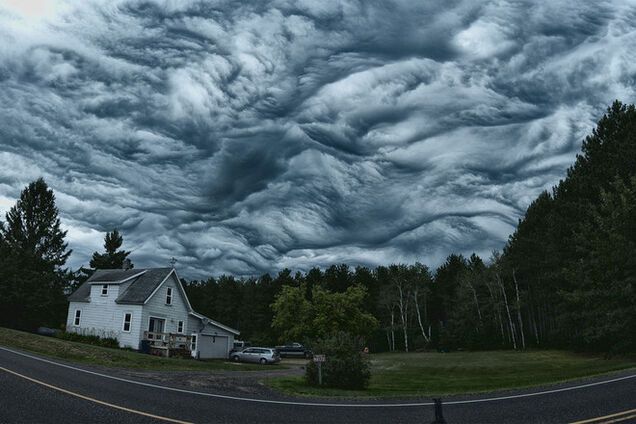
[198,334,230,358]
[189,312,238,359]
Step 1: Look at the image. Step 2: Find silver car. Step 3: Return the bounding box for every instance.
[230,347,280,364]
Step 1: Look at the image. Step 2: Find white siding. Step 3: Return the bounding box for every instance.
[188,315,202,333]
[140,273,190,340]
[65,284,143,349]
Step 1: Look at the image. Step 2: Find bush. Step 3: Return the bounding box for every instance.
[55,331,119,349]
[305,332,371,390]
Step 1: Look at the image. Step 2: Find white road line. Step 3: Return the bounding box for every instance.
[0,345,634,408]
[0,366,193,424]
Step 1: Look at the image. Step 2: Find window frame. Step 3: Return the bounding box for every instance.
[101,284,108,296]
[73,309,81,326]
[177,321,184,334]
[122,312,132,333]
[166,287,173,305]
[191,334,197,352]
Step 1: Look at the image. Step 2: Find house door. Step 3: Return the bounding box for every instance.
[148,317,165,335]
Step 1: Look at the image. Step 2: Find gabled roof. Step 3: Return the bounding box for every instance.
[86,269,147,284]
[68,268,174,304]
[116,268,174,305]
[190,311,240,335]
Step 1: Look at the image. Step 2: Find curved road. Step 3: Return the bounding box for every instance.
[0,346,634,423]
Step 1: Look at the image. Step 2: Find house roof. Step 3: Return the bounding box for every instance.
[189,311,240,335]
[116,268,175,305]
[86,269,146,284]
[68,268,174,304]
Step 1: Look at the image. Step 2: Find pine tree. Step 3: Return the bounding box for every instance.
[0,178,71,330]
[89,229,132,269]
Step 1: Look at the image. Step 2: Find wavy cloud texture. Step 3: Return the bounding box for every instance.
[0,0,635,277]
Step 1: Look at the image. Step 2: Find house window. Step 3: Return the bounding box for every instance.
[101,284,108,296]
[122,313,132,332]
[166,287,172,305]
[73,310,81,326]
[191,335,197,352]
[177,321,184,333]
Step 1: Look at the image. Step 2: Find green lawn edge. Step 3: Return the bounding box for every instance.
[265,350,636,399]
[0,327,284,372]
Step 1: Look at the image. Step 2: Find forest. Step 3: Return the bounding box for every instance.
[186,101,636,354]
[0,101,634,354]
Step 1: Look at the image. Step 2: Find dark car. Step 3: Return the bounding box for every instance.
[275,342,313,358]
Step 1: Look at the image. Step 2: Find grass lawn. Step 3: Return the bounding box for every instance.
[268,350,636,398]
[0,327,283,372]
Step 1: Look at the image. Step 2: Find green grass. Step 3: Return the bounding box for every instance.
[0,327,282,371]
[267,350,636,398]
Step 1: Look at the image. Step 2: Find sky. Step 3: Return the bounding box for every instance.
[0,0,635,279]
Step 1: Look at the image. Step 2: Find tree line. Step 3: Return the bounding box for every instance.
[0,101,634,353]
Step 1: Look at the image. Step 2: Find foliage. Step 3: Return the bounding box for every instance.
[55,331,120,349]
[0,178,71,330]
[90,229,132,270]
[305,332,371,390]
[271,284,378,342]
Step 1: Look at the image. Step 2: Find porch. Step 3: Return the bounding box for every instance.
[142,331,192,358]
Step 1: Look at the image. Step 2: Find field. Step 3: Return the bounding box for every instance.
[2,327,634,398]
[268,350,636,398]
[0,327,281,371]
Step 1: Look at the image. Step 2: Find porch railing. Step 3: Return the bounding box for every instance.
[143,331,192,350]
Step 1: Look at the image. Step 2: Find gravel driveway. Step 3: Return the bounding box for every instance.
[100,359,308,398]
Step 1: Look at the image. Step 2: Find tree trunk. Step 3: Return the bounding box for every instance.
[512,269,526,350]
[497,273,517,350]
[413,288,430,343]
[397,284,409,352]
[390,309,396,351]
[467,280,483,326]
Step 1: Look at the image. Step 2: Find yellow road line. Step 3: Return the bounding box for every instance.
[0,366,193,424]
[599,413,636,424]
[570,408,636,424]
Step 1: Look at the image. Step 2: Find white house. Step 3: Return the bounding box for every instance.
[66,267,239,359]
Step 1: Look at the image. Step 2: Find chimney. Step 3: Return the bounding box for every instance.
[121,258,132,270]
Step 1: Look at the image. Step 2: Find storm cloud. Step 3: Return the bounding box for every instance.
[0,0,635,278]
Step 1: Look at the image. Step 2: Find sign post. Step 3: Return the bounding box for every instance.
[313,354,326,385]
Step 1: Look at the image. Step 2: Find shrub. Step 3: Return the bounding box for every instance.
[305,332,371,390]
[55,330,119,349]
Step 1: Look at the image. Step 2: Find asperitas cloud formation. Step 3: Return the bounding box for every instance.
[0,0,634,278]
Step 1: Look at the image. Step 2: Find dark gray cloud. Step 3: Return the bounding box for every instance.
[0,0,635,278]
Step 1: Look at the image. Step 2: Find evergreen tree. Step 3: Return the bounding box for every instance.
[89,229,132,269]
[0,178,71,330]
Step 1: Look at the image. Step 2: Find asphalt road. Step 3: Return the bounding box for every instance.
[0,346,634,424]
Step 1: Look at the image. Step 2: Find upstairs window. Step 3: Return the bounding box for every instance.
[177,321,184,333]
[122,313,132,332]
[101,284,108,296]
[166,287,172,305]
[73,310,81,326]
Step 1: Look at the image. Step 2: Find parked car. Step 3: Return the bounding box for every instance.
[229,340,251,355]
[230,347,280,364]
[275,342,313,358]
